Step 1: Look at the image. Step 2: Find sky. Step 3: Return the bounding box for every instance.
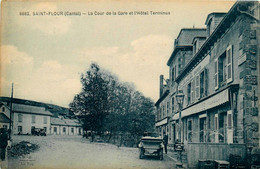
[0,0,235,107]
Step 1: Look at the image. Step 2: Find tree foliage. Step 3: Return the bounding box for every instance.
[70,63,155,146]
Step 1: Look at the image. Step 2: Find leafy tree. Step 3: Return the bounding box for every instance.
[70,63,155,146]
[70,63,109,138]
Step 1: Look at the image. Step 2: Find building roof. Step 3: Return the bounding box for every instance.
[64,119,81,126]
[175,28,206,46]
[0,113,10,123]
[51,117,81,127]
[205,12,226,25]
[0,97,70,117]
[51,117,66,125]
[176,1,256,82]
[12,103,53,116]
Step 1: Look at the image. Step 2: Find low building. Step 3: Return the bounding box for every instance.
[51,117,82,135]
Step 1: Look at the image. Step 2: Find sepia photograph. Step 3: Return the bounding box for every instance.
[0,0,259,168]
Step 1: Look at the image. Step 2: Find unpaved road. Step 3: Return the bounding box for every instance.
[7,135,176,169]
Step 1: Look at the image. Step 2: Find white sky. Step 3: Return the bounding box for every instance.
[0,0,235,107]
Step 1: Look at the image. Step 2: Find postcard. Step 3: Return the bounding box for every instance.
[0,0,259,169]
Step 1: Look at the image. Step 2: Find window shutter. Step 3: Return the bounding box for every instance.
[204,69,208,96]
[227,110,233,128]
[226,45,233,83]
[191,80,195,103]
[195,75,200,99]
[214,59,219,90]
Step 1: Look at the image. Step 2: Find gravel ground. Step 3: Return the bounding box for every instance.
[7,135,176,169]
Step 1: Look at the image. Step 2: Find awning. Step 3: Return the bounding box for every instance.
[172,88,229,120]
[155,118,168,127]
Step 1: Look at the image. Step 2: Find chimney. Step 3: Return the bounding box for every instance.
[160,75,164,97]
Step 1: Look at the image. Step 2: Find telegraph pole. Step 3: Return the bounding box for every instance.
[9,83,14,138]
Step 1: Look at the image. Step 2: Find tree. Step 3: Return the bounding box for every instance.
[70,63,109,138]
[70,63,155,146]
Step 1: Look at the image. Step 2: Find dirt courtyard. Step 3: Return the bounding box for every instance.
[6,135,175,169]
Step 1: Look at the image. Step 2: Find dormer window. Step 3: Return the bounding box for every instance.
[207,19,212,37]
[193,41,197,54]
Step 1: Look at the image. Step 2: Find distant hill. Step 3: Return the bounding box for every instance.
[0,97,75,118]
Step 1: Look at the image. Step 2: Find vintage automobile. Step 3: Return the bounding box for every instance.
[31,128,46,136]
[138,133,164,160]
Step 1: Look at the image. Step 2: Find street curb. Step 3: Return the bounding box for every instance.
[165,153,178,163]
[165,153,187,169]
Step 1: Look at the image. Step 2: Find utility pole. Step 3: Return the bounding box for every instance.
[9,83,14,138]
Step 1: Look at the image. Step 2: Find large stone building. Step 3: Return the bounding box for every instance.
[155,1,259,167]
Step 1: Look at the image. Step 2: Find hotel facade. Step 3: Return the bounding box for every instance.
[155,1,259,167]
